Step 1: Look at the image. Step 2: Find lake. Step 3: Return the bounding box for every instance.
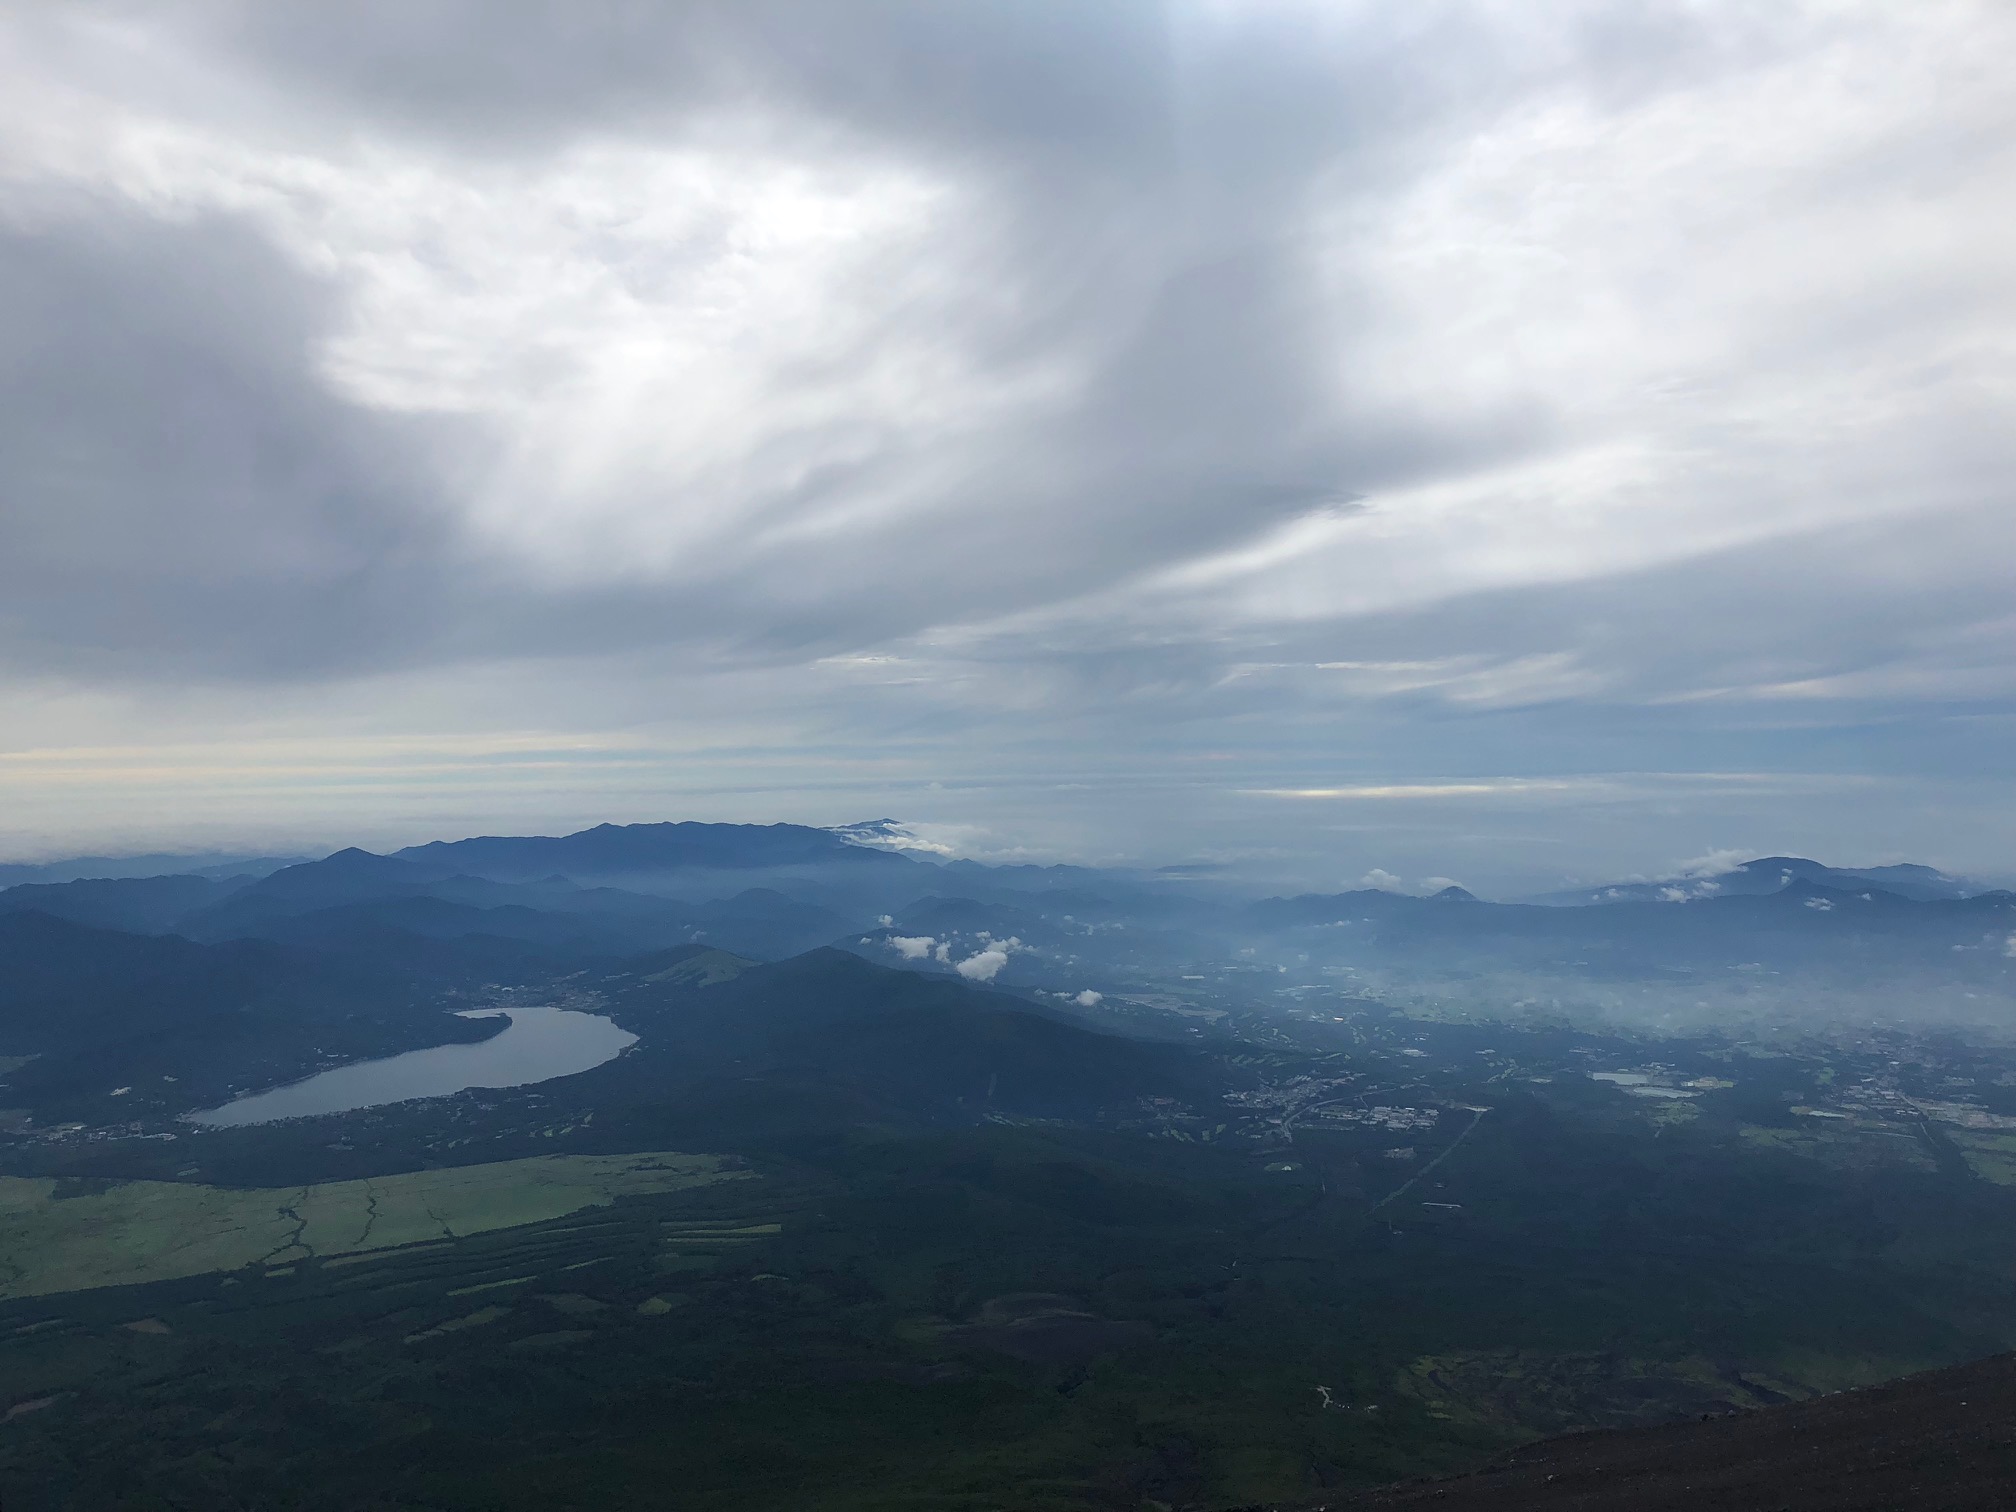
[190,1006,638,1127]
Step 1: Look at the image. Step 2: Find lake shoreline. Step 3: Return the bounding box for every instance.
[188,1006,638,1128]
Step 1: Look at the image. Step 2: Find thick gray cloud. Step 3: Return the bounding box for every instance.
[0,202,461,676]
[0,1,2010,883]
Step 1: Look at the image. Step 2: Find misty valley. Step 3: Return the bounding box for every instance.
[0,822,2013,1509]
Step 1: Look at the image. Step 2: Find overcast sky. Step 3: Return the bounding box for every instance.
[1,0,2011,891]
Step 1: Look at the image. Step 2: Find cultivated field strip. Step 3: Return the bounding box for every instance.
[0,1150,750,1300]
[0,1167,817,1415]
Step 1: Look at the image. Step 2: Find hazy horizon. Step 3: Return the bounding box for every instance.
[1,815,2006,903]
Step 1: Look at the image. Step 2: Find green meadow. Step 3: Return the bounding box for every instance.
[0,1150,744,1298]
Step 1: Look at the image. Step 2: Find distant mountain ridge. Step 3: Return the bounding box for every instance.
[3,828,2010,1038]
[0,823,947,965]
[393,819,915,883]
[1530,854,1988,905]
[0,852,303,888]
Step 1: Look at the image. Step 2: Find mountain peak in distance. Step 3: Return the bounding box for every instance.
[1528,854,1983,906]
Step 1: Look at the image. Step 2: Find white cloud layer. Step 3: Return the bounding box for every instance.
[0,2,2011,886]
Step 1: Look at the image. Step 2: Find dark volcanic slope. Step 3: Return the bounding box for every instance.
[1317,1351,2016,1512]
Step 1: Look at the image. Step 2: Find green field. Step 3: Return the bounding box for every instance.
[1946,1128,2016,1186]
[1736,1120,1938,1172]
[0,1150,746,1298]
